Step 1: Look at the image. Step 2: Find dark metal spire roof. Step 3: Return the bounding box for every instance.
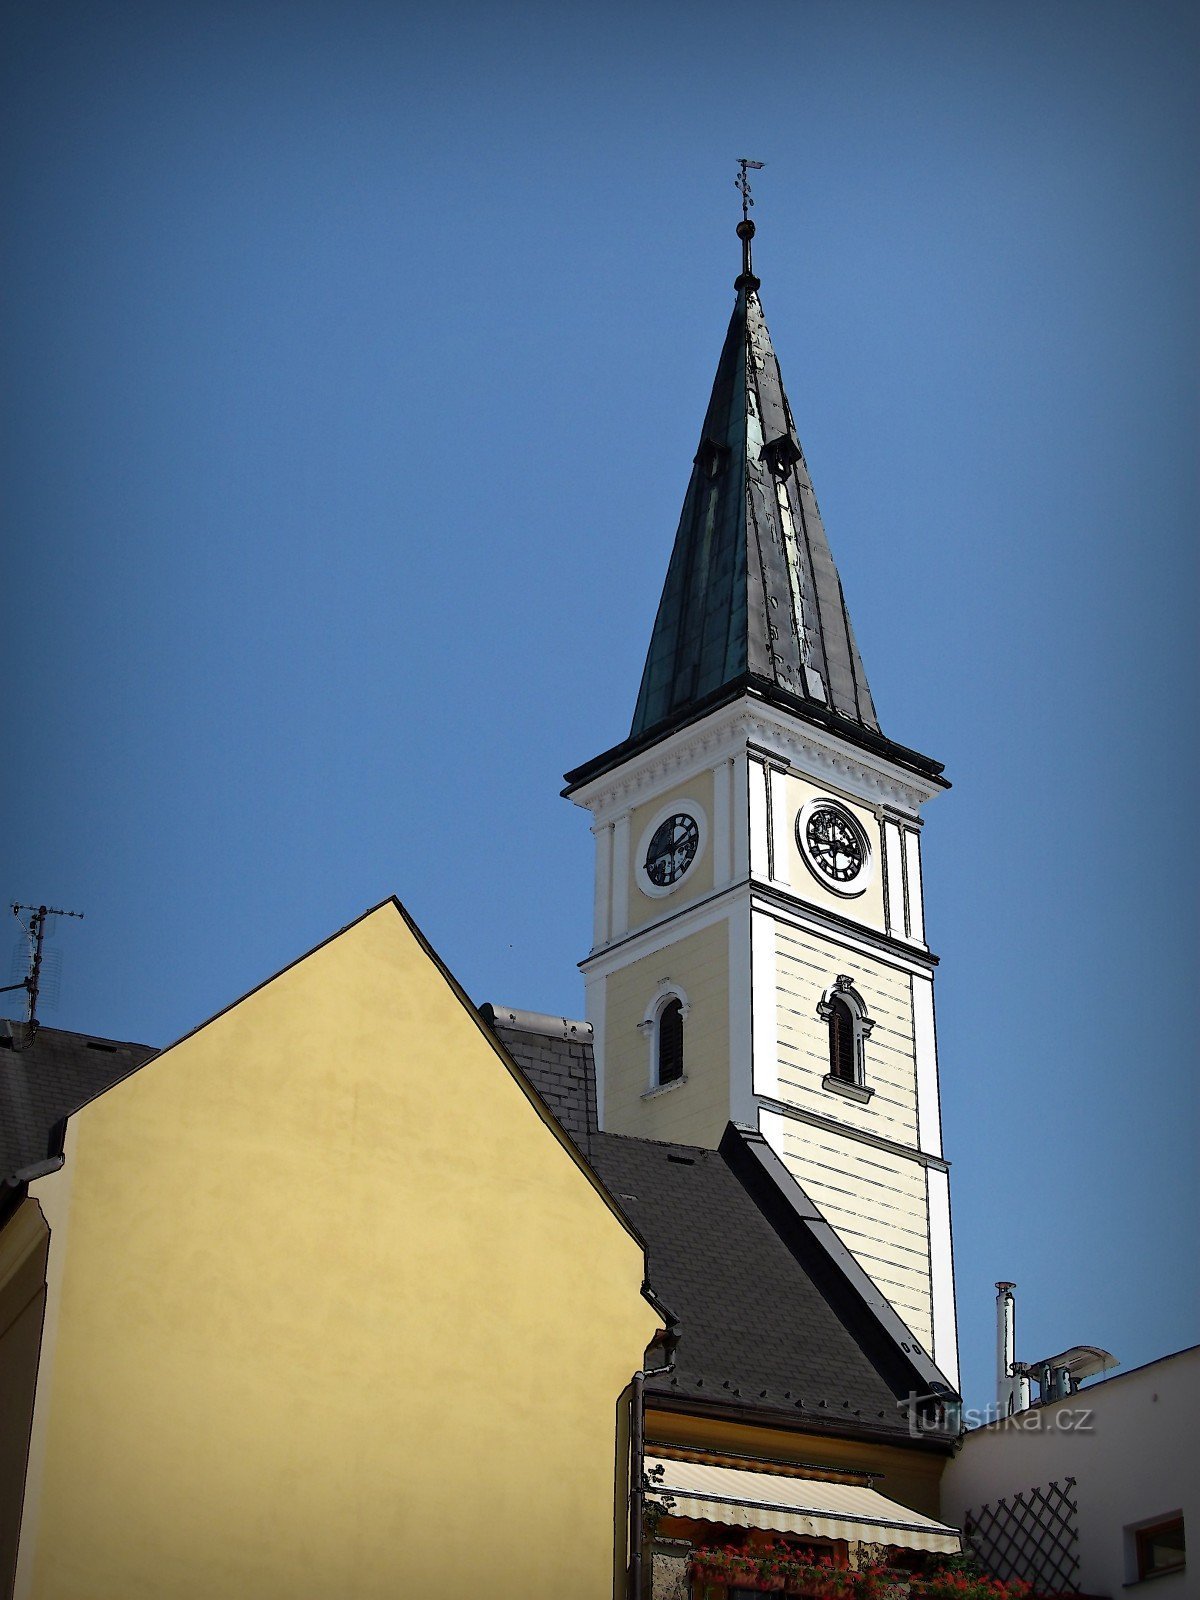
[630,230,881,744]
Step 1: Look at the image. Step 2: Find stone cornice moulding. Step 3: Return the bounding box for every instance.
[570,700,942,821]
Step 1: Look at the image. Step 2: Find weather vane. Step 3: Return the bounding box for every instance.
[736,158,765,222]
[734,160,765,289]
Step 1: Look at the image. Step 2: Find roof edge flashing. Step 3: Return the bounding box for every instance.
[479,1003,593,1042]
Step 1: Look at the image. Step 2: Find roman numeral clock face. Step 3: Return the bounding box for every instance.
[799,801,871,895]
[644,813,699,887]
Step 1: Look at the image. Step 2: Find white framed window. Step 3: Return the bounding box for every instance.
[637,981,691,1093]
[816,976,874,1103]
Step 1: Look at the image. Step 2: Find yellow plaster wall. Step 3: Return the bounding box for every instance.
[626,772,716,933]
[783,776,887,935]
[602,920,730,1148]
[18,902,659,1600]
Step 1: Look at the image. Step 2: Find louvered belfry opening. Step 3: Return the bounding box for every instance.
[828,997,855,1083]
[658,999,684,1086]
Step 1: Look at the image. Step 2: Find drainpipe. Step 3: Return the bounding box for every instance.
[629,1305,679,1600]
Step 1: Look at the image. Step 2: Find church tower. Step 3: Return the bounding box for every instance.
[563,212,959,1386]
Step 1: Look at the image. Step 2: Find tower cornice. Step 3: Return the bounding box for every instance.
[566,691,947,822]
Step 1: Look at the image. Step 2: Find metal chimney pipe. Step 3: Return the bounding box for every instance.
[996,1281,1016,1408]
[995,1282,1030,1415]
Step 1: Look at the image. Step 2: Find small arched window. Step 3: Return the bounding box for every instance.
[638,983,691,1094]
[657,998,684,1086]
[828,996,856,1083]
[816,976,875,1103]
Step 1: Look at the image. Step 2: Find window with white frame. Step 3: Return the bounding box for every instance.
[638,983,691,1093]
[657,998,684,1086]
[815,976,874,1101]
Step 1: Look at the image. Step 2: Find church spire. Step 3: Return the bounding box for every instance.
[629,214,883,749]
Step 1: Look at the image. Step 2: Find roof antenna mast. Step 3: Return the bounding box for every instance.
[4,904,84,1033]
[735,158,764,290]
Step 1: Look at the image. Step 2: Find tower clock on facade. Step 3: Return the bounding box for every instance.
[797,799,871,895]
[644,813,699,888]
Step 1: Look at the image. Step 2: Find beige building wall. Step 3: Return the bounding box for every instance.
[626,771,716,933]
[763,1111,933,1348]
[15,902,659,1600]
[602,919,730,1147]
[774,927,918,1147]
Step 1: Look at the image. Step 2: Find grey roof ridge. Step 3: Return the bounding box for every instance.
[594,1128,721,1158]
[0,1017,157,1056]
[478,1003,593,1041]
[718,1122,960,1404]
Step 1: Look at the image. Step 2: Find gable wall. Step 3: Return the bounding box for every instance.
[17,905,658,1600]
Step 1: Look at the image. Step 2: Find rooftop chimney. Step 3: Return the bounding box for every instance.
[995,1282,1031,1416]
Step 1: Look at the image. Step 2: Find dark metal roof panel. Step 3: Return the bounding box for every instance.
[590,1130,952,1439]
[629,285,883,746]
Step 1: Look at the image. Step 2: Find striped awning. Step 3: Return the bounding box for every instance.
[646,1456,961,1555]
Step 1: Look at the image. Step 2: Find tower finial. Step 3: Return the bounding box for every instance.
[734,158,764,291]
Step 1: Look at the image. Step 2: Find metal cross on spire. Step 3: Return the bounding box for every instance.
[735,158,764,222]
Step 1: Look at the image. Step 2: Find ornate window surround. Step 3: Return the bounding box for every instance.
[816,975,874,1104]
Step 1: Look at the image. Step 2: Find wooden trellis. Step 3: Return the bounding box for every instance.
[964,1477,1081,1592]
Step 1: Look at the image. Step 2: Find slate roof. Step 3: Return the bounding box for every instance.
[1,1019,156,1184]
[485,1006,958,1446]
[480,1005,597,1154]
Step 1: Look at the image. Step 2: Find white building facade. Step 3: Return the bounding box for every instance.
[941,1347,1197,1594]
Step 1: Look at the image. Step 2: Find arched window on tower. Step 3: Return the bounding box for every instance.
[828,995,856,1084]
[638,983,691,1093]
[657,998,684,1086]
[816,977,875,1104]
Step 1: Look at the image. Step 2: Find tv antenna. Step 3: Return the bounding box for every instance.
[4,904,84,1033]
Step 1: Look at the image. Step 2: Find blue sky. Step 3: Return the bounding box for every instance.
[3,0,1196,1417]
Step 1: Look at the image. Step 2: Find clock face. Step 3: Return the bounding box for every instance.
[644,813,700,888]
[803,805,865,884]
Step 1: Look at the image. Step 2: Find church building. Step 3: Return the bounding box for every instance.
[564,210,958,1387]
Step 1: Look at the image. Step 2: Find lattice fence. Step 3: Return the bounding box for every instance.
[964,1477,1080,1593]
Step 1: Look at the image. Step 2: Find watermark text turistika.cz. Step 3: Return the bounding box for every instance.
[902,1393,1096,1437]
